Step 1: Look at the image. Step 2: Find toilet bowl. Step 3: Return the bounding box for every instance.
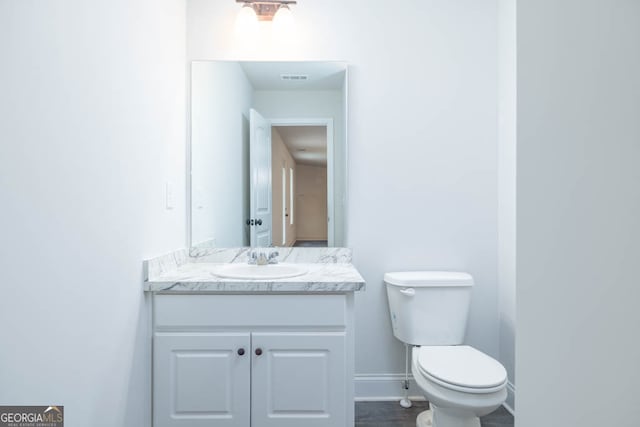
[384,271,508,427]
[412,345,507,427]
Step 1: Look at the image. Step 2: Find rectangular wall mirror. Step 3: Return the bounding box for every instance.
[190,61,348,249]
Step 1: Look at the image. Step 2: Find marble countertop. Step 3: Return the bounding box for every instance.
[144,248,366,293]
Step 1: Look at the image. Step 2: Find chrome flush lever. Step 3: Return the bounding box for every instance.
[399,288,416,297]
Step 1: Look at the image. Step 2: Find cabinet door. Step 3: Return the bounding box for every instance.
[251,332,346,427]
[154,332,250,427]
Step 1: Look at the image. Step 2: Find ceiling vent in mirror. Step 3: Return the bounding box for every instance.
[280,74,308,81]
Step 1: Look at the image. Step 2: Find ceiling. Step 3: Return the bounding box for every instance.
[274,125,327,167]
[240,61,346,91]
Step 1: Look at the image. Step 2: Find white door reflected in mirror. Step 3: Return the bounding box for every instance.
[249,109,273,247]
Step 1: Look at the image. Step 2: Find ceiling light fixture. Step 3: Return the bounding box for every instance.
[235,0,296,22]
[236,3,258,31]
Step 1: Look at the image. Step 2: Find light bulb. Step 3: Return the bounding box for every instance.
[273,4,293,28]
[235,4,258,35]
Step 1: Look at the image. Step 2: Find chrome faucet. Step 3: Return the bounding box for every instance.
[267,251,279,264]
[247,250,279,265]
[256,252,268,265]
[247,250,258,265]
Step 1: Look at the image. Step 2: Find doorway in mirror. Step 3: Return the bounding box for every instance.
[271,124,330,248]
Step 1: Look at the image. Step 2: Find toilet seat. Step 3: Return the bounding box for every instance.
[416,345,507,394]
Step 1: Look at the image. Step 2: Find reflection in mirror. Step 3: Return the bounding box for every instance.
[190,61,347,249]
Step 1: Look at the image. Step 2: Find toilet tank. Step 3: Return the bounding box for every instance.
[385,271,473,345]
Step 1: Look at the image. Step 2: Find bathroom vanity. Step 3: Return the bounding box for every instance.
[144,248,365,427]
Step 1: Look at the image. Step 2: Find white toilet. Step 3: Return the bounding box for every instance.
[385,271,507,427]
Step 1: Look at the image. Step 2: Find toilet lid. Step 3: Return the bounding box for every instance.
[417,346,507,390]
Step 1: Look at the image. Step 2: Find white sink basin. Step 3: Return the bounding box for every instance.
[215,263,308,280]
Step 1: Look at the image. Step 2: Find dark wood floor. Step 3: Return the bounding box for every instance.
[293,240,328,247]
[355,401,514,427]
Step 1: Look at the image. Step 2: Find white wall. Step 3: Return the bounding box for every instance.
[516,1,640,426]
[497,0,517,411]
[0,1,186,426]
[253,90,345,246]
[191,61,252,247]
[187,0,499,396]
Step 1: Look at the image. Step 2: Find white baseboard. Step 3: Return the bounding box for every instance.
[354,374,425,402]
[503,381,516,415]
[355,374,516,417]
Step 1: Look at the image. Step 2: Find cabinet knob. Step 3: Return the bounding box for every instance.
[255,348,263,356]
[237,348,245,356]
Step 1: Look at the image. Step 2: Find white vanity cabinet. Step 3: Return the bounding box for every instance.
[154,332,251,427]
[152,293,354,427]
